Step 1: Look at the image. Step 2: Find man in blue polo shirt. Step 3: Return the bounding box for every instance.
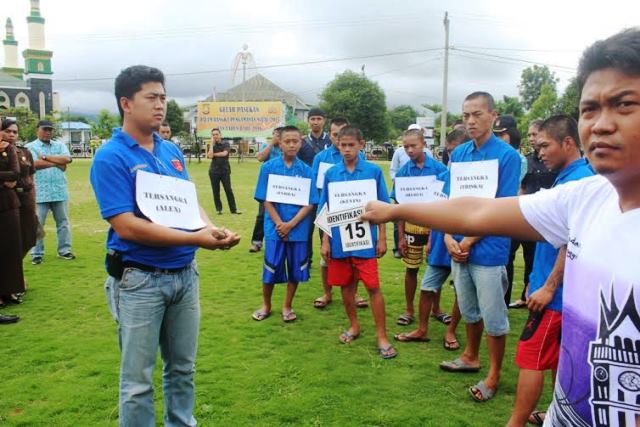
[297,107,331,166]
[509,115,594,426]
[438,92,521,403]
[90,65,240,426]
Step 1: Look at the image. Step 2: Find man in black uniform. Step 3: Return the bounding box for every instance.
[207,128,241,215]
[297,107,331,166]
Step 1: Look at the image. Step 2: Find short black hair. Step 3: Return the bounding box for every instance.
[330,117,350,127]
[280,125,301,136]
[539,114,581,149]
[1,118,17,131]
[273,126,284,135]
[504,127,522,150]
[211,128,221,134]
[464,91,495,111]
[114,65,165,118]
[528,119,544,130]
[577,28,640,94]
[446,128,467,144]
[160,121,170,128]
[403,128,424,142]
[453,119,464,126]
[338,125,363,141]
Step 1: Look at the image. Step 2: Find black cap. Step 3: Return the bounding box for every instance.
[493,115,517,133]
[308,107,326,118]
[37,120,54,128]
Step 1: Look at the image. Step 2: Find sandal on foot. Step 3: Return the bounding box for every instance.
[282,310,297,323]
[443,337,461,351]
[378,345,398,359]
[313,296,330,309]
[432,312,452,325]
[355,296,369,308]
[528,411,545,426]
[396,313,414,326]
[339,330,360,344]
[469,380,496,402]
[439,357,481,373]
[252,310,271,321]
[394,332,430,343]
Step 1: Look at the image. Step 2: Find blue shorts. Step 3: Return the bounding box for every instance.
[420,265,452,292]
[451,262,509,336]
[263,240,310,285]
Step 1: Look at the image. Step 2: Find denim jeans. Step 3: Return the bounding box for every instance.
[32,201,72,257]
[451,262,509,336]
[105,262,200,427]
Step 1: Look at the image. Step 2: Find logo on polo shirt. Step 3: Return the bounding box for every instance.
[171,159,183,172]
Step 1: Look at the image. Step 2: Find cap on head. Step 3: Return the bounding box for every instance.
[493,115,517,134]
[407,124,422,131]
[37,120,54,129]
[308,107,326,118]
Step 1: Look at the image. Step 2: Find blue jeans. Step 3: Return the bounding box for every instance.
[105,262,200,427]
[451,262,509,336]
[420,265,452,292]
[32,201,72,257]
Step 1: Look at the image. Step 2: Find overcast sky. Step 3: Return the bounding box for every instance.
[2,0,639,115]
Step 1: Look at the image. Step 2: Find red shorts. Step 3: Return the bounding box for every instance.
[328,257,379,289]
[515,309,562,371]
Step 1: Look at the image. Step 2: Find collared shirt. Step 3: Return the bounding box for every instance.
[311,144,365,196]
[528,158,594,311]
[318,158,390,259]
[254,156,318,242]
[389,147,433,180]
[297,132,331,166]
[521,151,557,194]
[448,134,521,266]
[390,156,446,200]
[26,139,71,203]
[90,128,196,269]
[258,142,282,161]
[209,141,231,173]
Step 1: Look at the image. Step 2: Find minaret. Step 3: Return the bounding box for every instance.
[2,18,23,79]
[22,0,54,118]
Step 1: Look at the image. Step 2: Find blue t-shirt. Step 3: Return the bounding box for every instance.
[318,158,390,259]
[428,171,451,267]
[528,158,594,311]
[390,156,447,200]
[90,128,197,269]
[449,134,521,266]
[254,156,318,242]
[311,144,365,196]
[258,142,282,161]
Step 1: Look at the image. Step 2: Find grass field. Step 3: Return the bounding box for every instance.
[0,157,549,426]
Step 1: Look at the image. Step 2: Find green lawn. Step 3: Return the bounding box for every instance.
[0,157,549,426]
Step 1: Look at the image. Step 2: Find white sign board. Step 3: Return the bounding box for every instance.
[394,176,439,204]
[449,159,499,199]
[265,174,311,206]
[135,170,205,230]
[316,162,333,189]
[327,179,377,212]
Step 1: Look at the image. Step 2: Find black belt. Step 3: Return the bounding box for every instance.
[123,261,190,274]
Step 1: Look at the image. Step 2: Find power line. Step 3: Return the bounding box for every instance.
[454,45,581,53]
[451,47,576,72]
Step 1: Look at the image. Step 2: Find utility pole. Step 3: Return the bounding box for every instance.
[439,11,450,148]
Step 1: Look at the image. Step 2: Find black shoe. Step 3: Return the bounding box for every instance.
[0,313,19,324]
[393,250,401,259]
[217,211,223,215]
[7,296,22,305]
[232,210,242,215]
[58,252,76,260]
[249,244,261,253]
[32,256,43,265]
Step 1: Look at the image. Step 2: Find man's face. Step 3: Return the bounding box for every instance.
[121,82,166,131]
[308,115,325,133]
[338,135,362,162]
[528,125,540,152]
[403,134,425,162]
[159,125,171,140]
[280,130,301,157]
[446,138,463,156]
[37,126,53,143]
[329,123,347,146]
[3,124,19,144]
[462,97,496,142]
[211,130,222,143]
[537,130,571,172]
[579,68,640,182]
[271,130,281,146]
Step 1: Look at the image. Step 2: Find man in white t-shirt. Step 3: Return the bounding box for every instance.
[362,28,640,426]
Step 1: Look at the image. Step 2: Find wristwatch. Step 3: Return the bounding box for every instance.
[42,155,47,160]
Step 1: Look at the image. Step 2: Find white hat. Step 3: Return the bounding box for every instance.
[407,124,422,131]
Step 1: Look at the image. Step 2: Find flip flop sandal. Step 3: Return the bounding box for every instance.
[439,357,481,373]
[252,310,271,321]
[443,338,461,351]
[469,380,496,402]
[355,297,369,308]
[313,297,330,309]
[394,332,430,343]
[339,331,360,344]
[396,313,414,326]
[432,313,452,325]
[282,310,297,323]
[528,411,545,426]
[378,345,398,359]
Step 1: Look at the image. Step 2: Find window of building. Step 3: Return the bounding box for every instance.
[37,62,44,72]
[70,131,82,143]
